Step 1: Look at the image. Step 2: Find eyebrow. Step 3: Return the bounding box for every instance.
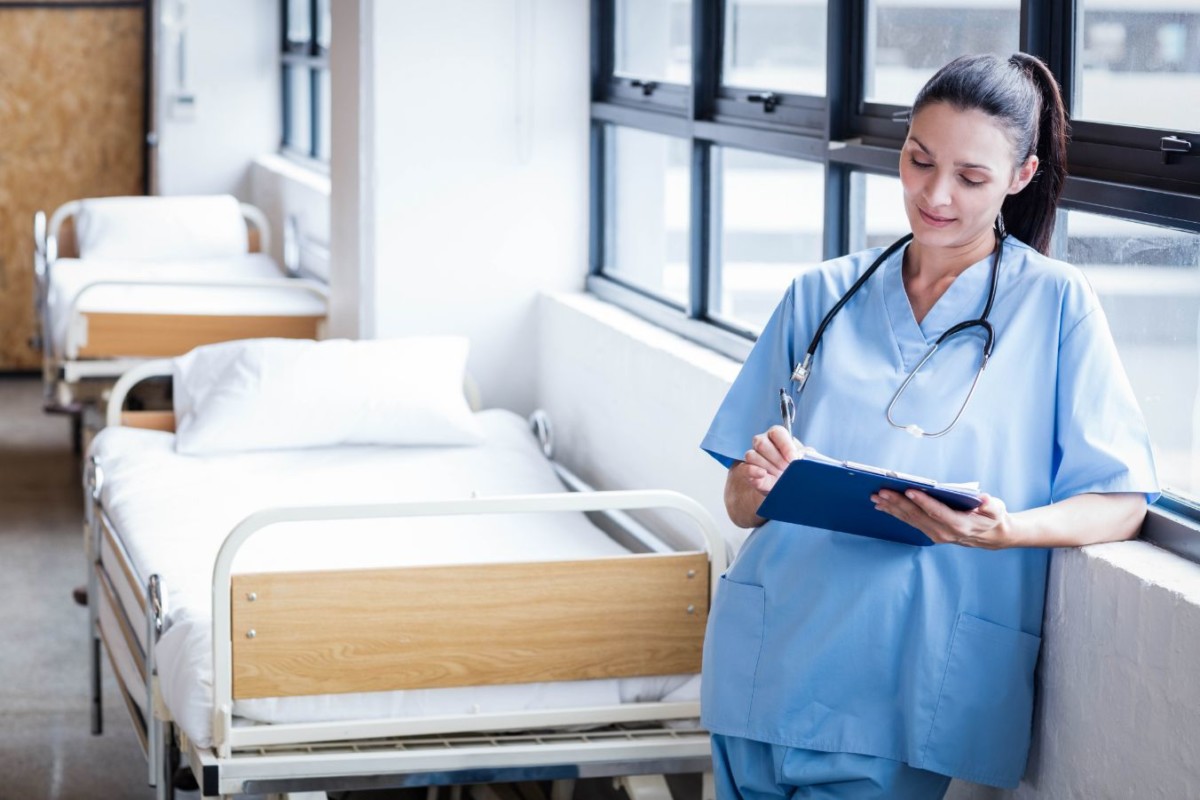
[910,137,994,172]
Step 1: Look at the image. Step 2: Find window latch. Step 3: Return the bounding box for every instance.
[1161,135,1193,165]
[630,79,658,97]
[891,109,912,125]
[748,92,779,113]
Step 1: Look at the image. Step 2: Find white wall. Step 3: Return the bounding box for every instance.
[330,0,590,413]
[154,0,279,198]
[537,291,1200,798]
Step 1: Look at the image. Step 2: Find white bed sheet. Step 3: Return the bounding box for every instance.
[90,410,699,749]
[48,255,327,357]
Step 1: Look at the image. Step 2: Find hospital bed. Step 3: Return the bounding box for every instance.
[85,343,722,799]
[32,194,329,416]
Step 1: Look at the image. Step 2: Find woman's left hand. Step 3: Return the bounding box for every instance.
[871,489,1014,549]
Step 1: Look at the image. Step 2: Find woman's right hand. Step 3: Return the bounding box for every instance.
[741,425,803,495]
[724,426,802,528]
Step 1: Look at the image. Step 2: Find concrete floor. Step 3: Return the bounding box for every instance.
[0,375,166,800]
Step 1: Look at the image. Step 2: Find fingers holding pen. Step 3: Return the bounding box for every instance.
[747,426,802,475]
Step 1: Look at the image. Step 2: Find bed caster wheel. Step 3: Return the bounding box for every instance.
[172,765,199,792]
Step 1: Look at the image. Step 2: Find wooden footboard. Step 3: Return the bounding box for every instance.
[210,490,725,756]
[76,312,323,358]
[230,552,709,700]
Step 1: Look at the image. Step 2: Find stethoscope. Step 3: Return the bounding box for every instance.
[781,230,1005,439]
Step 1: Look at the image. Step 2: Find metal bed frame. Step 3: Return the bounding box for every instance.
[32,199,329,416]
[88,361,723,799]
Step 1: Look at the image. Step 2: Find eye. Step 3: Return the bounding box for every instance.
[908,156,933,169]
[959,174,985,187]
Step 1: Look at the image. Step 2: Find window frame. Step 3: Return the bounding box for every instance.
[590,0,1200,552]
[281,0,330,164]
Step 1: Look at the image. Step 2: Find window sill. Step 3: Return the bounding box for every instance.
[253,152,330,195]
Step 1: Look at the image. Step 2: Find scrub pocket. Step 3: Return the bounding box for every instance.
[701,575,766,733]
[922,612,1041,787]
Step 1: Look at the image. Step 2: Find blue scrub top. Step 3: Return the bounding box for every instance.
[699,236,1159,789]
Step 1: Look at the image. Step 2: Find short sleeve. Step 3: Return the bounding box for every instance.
[1051,305,1159,503]
[701,285,799,468]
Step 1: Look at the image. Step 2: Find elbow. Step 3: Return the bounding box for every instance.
[1121,495,1150,542]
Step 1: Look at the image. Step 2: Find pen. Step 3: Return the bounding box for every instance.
[779,388,795,435]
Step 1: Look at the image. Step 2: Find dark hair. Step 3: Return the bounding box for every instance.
[911,53,1068,255]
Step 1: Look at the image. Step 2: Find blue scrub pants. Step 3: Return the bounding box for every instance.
[712,734,951,800]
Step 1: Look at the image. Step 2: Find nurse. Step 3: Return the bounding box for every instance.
[700,53,1159,798]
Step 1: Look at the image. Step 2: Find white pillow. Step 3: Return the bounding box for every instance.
[173,337,484,455]
[75,195,249,261]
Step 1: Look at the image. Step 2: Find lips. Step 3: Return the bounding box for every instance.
[918,207,955,227]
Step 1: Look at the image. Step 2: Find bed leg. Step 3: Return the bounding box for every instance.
[85,459,103,736]
[615,775,672,800]
[89,635,103,735]
[156,723,174,800]
[701,772,715,800]
[87,531,102,735]
[550,779,575,800]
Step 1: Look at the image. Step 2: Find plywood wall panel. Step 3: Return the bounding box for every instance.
[0,7,144,369]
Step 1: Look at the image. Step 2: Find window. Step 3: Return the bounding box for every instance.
[712,148,825,332]
[863,0,1020,107]
[1060,211,1200,501]
[281,0,331,162]
[590,0,1200,533]
[1076,3,1200,132]
[602,127,692,306]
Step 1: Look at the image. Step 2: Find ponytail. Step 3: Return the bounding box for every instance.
[1000,54,1068,255]
[912,53,1070,255]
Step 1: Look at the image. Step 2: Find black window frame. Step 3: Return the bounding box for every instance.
[281,0,330,164]
[589,0,1200,555]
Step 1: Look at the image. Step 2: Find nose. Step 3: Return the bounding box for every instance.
[923,171,954,210]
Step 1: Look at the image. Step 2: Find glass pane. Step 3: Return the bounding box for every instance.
[316,0,332,52]
[286,0,312,49]
[864,0,1020,107]
[1063,210,1200,500]
[614,0,692,84]
[1077,4,1200,131]
[848,172,908,252]
[284,64,312,156]
[606,127,690,306]
[723,0,827,96]
[712,149,824,332]
[317,69,331,162]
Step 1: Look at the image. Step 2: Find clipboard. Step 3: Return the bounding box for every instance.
[756,455,982,547]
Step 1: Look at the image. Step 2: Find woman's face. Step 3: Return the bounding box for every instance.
[899,102,1038,250]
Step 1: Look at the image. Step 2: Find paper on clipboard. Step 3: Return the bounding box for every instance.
[756,448,982,547]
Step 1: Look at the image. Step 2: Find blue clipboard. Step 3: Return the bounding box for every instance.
[757,457,982,547]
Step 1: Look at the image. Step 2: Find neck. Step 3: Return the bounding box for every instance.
[905,229,997,285]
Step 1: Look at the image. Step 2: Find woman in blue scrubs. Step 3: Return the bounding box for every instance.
[700,54,1158,798]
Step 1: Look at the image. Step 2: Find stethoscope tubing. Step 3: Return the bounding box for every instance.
[790,231,1005,437]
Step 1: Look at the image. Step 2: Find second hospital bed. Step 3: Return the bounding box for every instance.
[33,194,329,414]
[86,341,723,798]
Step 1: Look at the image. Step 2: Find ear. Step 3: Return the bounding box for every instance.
[1008,155,1039,195]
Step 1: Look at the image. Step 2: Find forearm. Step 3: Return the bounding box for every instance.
[725,462,767,529]
[1003,492,1147,548]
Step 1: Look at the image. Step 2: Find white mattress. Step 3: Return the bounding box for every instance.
[48,254,327,356]
[90,410,698,748]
